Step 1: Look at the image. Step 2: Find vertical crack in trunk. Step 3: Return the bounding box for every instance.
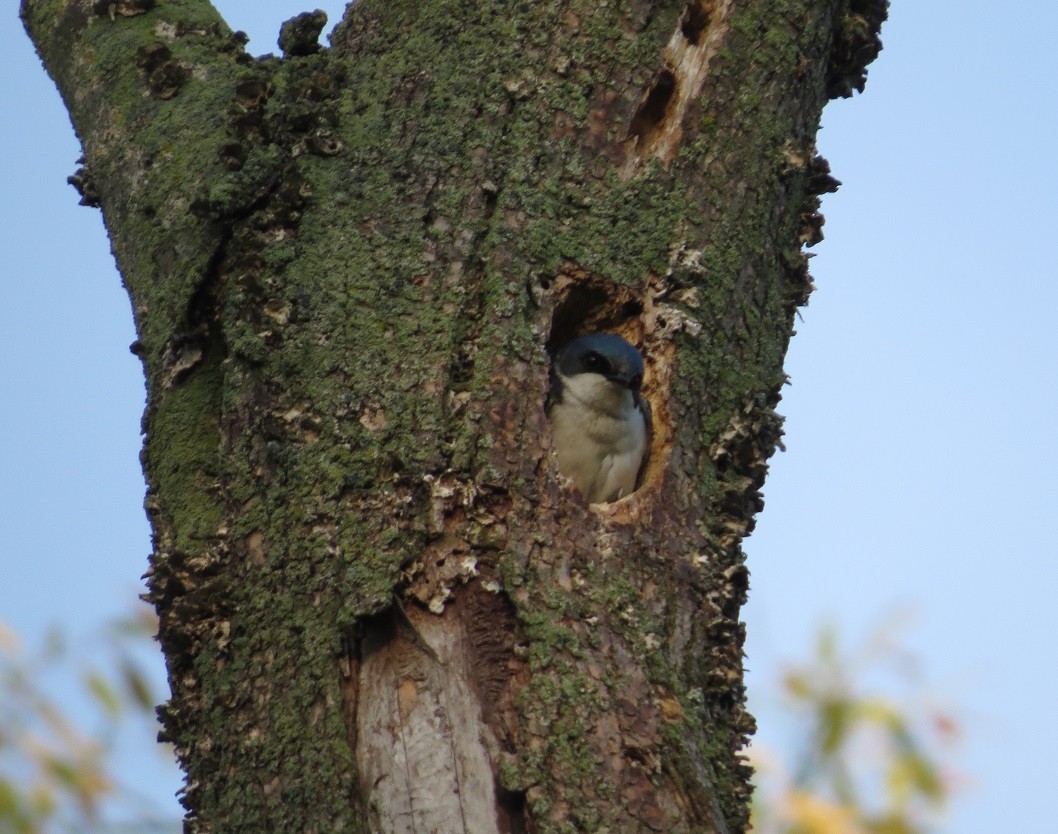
[622,0,734,177]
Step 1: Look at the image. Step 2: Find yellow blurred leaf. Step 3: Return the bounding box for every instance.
[28,784,55,816]
[43,751,111,815]
[783,790,868,834]
[857,699,902,729]
[784,671,812,699]
[0,620,21,654]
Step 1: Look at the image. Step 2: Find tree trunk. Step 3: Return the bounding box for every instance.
[22,0,886,831]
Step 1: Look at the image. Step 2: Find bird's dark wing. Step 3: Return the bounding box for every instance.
[634,393,652,490]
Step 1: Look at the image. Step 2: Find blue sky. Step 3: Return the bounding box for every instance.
[2,1,1055,830]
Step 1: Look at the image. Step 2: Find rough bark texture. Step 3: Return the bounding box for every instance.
[22,0,886,831]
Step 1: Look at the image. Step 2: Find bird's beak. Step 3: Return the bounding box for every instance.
[610,371,640,391]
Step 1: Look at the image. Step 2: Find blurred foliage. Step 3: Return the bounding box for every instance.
[748,620,960,834]
[1,608,958,833]
[0,605,174,833]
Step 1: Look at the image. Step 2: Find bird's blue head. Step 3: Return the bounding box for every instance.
[554,333,644,392]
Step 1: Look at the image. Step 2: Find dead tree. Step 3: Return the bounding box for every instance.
[22,0,886,830]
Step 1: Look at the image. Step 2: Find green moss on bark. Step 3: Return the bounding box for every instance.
[24,0,885,829]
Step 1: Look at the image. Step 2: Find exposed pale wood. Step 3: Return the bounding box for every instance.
[357,607,501,834]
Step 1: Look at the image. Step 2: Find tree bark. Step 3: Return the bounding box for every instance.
[22,0,886,831]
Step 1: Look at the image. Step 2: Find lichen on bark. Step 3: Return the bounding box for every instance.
[22,0,887,831]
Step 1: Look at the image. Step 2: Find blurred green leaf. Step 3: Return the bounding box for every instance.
[865,815,914,834]
[0,607,173,831]
[86,670,123,718]
[819,697,852,755]
[108,605,158,638]
[121,659,156,712]
[42,625,66,660]
[0,778,20,814]
[0,778,34,834]
[749,620,959,834]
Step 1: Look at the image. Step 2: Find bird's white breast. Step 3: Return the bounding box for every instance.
[550,373,647,504]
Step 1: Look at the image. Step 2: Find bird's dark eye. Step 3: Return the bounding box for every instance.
[583,352,608,373]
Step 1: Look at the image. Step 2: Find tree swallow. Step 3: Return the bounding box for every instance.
[547,333,650,504]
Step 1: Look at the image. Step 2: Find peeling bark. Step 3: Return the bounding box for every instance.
[22,0,887,831]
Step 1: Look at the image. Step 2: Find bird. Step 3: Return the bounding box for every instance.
[547,333,650,504]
